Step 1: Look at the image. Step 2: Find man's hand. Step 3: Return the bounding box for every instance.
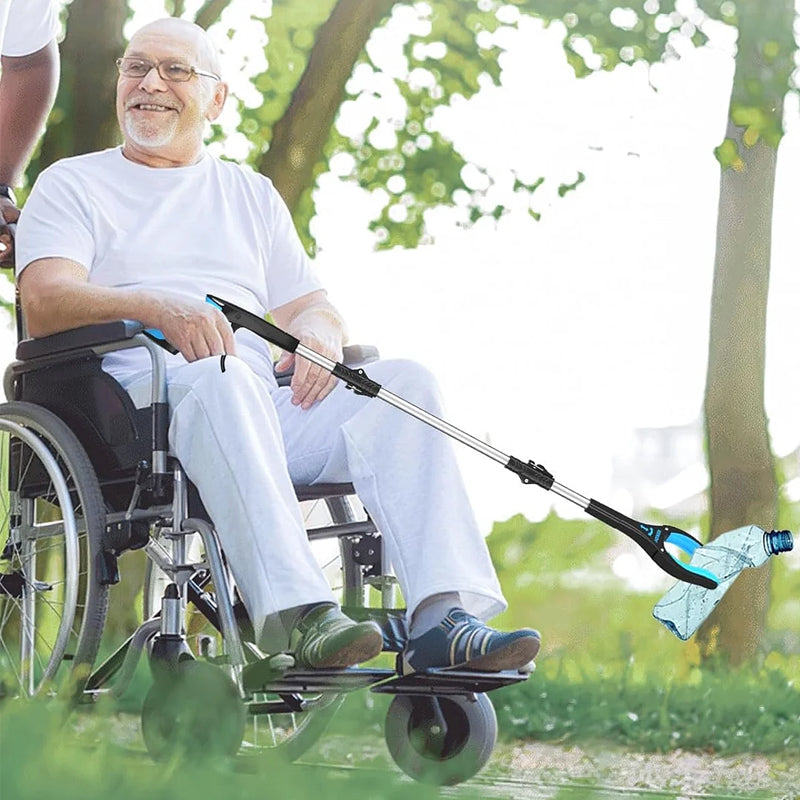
[0,198,19,266]
[154,296,236,362]
[275,309,344,410]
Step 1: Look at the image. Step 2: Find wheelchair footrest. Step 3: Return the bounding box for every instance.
[244,666,395,695]
[372,667,529,696]
[244,664,529,697]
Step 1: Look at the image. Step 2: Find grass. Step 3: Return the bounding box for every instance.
[316,658,800,756]
[493,659,800,754]
[2,664,798,800]
[2,505,797,798]
[0,697,486,800]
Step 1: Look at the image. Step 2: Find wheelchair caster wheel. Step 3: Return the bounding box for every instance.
[141,660,245,761]
[384,693,497,785]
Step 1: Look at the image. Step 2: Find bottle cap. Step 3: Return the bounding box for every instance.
[765,530,794,555]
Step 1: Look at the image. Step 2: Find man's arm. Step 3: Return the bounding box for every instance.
[272,290,347,409]
[0,40,60,218]
[19,258,236,361]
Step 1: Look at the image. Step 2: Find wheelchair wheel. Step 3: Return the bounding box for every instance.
[384,693,497,785]
[0,402,108,699]
[141,659,245,761]
[140,492,361,761]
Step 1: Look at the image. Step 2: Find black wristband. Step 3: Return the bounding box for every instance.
[0,184,17,205]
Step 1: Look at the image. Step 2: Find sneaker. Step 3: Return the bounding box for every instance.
[291,604,383,669]
[401,607,540,674]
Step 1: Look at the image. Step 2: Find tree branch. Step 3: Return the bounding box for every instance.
[258,0,397,212]
[194,0,233,30]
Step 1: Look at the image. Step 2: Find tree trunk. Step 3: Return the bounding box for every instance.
[698,128,780,665]
[37,0,127,171]
[257,0,396,212]
[697,0,795,666]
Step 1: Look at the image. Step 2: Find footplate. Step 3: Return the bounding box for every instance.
[243,664,529,696]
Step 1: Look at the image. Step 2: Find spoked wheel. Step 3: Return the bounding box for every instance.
[0,402,108,700]
[244,690,345,761]
[385,693,498,785]
[243,492,361,759]
[141,492,362,761]
[141,659,245,761]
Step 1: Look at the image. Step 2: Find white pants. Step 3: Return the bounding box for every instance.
[118,355,506,648]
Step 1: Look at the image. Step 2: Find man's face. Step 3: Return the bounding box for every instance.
[116,24,225,165]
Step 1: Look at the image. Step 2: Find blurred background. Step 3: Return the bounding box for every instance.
[2,0,798,679]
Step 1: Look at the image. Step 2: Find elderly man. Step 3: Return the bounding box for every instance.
[16,18,540,673]
[0,0,60,262]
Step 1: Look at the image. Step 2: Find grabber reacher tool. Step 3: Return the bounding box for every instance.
[203,294,719,590]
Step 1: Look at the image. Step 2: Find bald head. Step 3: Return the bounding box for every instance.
[127,18,222,78]
[116,17,228,168]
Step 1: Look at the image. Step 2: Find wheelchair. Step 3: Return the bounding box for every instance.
[0,316,530,785]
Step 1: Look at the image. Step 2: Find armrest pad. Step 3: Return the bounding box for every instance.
[16,320,145,361]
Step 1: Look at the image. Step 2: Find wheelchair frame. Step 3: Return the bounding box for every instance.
[0,319,529,784]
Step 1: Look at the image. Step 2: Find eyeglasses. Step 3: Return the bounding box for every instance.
[116,57,220,83]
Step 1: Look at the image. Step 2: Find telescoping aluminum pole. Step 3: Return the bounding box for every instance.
[205,295,720,590]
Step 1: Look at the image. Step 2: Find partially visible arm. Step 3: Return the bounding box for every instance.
[19,257,236,361]
[272,289,347,409]
[0,39,60,204]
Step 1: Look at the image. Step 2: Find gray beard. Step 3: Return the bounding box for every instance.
[123,111,178,149]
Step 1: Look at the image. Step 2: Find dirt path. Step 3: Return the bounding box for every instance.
[90,713,800,798]
[487,741,800,799]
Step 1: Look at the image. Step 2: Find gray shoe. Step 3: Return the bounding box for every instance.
[291,604,383,669]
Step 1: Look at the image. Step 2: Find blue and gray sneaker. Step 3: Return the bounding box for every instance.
[401,608,540,674]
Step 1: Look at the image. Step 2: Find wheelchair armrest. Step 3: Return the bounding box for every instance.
[16,320,145,361]
[275,344,380,387]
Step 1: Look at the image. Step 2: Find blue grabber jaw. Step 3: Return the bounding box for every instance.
[584,500,719,589]
[650,526,719,589]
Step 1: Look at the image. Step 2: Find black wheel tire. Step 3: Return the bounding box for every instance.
[385,693,498,785]
[0,401,108,699]
[141,660,245,761]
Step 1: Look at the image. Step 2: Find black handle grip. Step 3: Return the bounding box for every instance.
[142,329,180,355]
[206,295,299,353]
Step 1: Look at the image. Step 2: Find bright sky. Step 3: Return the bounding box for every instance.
[311,12,800,533]
[3,2,798,552]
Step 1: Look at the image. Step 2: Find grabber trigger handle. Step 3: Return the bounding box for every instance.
[206,294,300,354]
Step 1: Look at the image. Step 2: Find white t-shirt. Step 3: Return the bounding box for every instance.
[0,0,60,57]
[16,147,324,385]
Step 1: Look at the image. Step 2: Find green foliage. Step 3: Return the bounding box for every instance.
[714,137,743,170]
[558,171,586,197]
[484,504,800,756]
[0,699,485,800]
[323,0,524,250]
[486,506,800,676]
[26,0,799,253]
[242,0,338,151]
[252,0,796,247]
[494,660,800,753]
[518,0,709,76]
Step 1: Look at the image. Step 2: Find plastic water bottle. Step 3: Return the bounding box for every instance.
[653,525,793,640]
